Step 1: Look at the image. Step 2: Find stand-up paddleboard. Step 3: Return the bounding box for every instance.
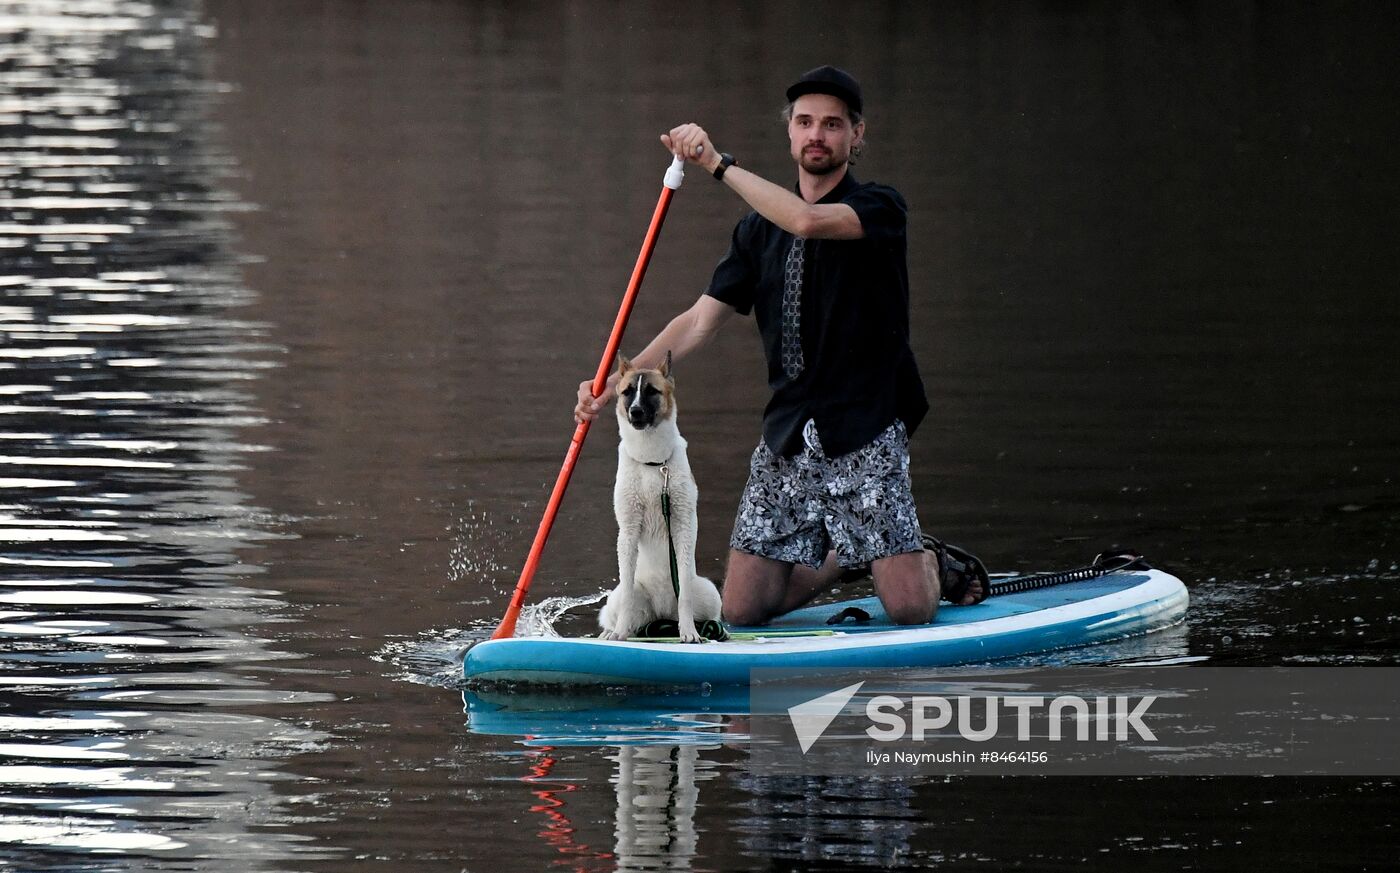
[464,565,1187,688]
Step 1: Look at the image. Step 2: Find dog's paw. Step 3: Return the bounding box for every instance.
[678,626,705,644]
[598,628,627,641]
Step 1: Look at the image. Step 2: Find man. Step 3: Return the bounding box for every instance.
[575,65,985,626]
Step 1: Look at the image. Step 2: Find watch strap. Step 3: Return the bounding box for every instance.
[713,153,737,180]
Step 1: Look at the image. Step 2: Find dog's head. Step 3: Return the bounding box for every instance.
[614,352,675,431]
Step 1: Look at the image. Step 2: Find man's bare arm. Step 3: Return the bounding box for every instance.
[574,295,734,423]
[661,127,864,240]
[713,164,863,239]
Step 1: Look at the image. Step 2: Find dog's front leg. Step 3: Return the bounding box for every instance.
[600,522,642,641]
[673,528,705,644]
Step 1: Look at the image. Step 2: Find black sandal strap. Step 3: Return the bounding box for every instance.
[923,535,991,605]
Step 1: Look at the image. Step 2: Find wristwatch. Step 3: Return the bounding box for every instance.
[713,152,737,180]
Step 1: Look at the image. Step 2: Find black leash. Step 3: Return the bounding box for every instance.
[657,463,683,600]
[642,459,682,600]
[641,459,728,641]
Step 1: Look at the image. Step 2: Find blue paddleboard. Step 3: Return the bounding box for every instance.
[463,568,1188,687]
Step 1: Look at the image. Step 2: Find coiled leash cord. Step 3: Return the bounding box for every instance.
[825,550,1153,626]
[987,550,1153,597]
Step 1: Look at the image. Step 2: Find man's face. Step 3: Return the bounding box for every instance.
[788,93,864,176]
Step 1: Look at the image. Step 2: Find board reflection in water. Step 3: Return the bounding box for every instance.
[513,739,921,871]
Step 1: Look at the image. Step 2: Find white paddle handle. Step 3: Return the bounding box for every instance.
[663,155,685,190]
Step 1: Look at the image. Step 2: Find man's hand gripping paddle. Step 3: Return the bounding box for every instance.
[490,157,687,640]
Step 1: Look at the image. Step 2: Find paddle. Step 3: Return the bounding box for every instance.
[490,156,688,640]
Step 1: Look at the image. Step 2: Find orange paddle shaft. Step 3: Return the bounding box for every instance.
[491,158,687,639]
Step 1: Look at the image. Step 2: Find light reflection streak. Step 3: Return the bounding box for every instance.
[0,346,98,358]
[0,518,120,527]
[0,797,140,815]
[1,590,168,605]
[0,820,185,852]
[0,766,174,790]
[0,558,117,567]
[0,530,129,542]
[0,677,116,687]
[0,716,126,732]
[0,742,128,761]
[0,558,118,567]
[69,635,169,647]
[0,456,176,468]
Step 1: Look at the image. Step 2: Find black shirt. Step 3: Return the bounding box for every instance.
[705,171,928,458]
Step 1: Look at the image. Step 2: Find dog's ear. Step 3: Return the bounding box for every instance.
[615,353,632,379]
[659,350,674,383]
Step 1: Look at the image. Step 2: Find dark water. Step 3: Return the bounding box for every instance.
[2,0,1397,869]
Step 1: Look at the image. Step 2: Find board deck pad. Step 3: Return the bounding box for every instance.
[463,569,1189,688]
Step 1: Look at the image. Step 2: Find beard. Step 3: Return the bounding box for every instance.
[798,147,847,175]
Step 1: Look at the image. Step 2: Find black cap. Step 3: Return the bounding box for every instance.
[785,65,863,115]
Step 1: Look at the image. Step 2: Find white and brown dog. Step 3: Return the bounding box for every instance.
[598,353,722,643]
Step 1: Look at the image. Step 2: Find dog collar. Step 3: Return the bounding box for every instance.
[623,448,674,467]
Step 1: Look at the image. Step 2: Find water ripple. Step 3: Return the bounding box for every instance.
[0,1,331,867]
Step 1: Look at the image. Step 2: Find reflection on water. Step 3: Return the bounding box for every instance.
[508,737,920,873]
[0,2,328,868]
[465,687,741,748]
[516,744,725,873]
[735,774,919,867]
[611,744,712,871]
[513,742,723,873]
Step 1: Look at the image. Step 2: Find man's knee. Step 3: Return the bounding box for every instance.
[886,599,937,625]
[720,551,789,626]
[721,600,766,627]
[872,550,938,626]
[720,581,770,627]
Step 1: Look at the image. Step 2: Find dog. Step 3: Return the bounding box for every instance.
[598,352,722,643]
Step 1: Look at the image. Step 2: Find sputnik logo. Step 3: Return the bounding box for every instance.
[787,681,865,753]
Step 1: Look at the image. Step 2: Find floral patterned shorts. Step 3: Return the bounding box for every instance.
[730,419,924,570]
